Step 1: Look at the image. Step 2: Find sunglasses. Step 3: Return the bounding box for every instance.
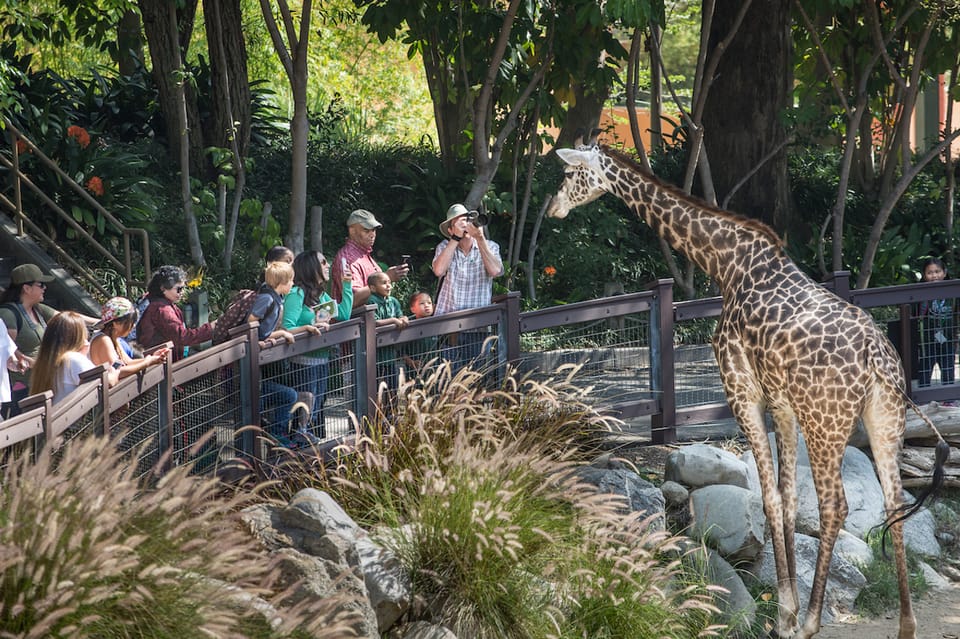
[30,281,47,289]
[172,285,186,293]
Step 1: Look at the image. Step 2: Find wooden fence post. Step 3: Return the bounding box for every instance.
[650,279,676,444]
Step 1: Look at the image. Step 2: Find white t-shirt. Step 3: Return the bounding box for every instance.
[0,330,17,405]
[53,351,95,405]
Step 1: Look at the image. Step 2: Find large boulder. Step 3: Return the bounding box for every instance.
[575,466,665,529]
[689,484,765,562]
[746,532,867,624]
[665,443,750,489]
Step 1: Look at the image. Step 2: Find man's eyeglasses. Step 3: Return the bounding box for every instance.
[30,281,47,289]
[174,285,186,293]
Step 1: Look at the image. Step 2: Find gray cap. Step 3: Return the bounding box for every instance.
[346,209,383,229]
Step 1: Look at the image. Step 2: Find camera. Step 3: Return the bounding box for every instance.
[465,209,490,227]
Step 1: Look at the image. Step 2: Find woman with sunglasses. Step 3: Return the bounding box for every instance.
[0,264,75,417]
[136,265,216,361]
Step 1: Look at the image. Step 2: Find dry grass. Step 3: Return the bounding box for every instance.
[270,362,727,638]
[0,434,360,638]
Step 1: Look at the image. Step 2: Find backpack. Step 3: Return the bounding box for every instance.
[211,289,271,344]
[126,293,151,342]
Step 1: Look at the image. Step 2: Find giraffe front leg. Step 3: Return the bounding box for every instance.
[734,402,799,638]
[795,441,848,639]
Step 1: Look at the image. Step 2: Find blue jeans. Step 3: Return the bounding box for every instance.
[290,358,328,432]
[260,379,297,437]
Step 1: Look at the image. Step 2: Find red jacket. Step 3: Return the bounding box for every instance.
[137,298,213,360]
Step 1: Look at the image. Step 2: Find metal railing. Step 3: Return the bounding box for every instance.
[0,118,151,298]
[1,273,957,477]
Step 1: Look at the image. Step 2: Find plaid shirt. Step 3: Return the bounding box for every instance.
[433,238,501,316]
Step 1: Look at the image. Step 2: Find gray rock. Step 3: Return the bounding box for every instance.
[575,466,665,529]
[747,533,867,624]
[700,548,757,634]
[665,443,750,489]
[660,480,689,506]
[355,536,412,632]
[917,561,952,591]
[689,484,765,562]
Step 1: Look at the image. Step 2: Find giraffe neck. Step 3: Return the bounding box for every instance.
[600,152,784,290]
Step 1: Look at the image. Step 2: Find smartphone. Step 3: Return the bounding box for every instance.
[341,257,347,271]
[401,254,411,268]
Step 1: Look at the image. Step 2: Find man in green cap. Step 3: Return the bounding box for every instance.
[331,208,410,308]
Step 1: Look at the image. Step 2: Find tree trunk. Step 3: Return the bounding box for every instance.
[116,9,144,77]
[554,83,607,150]
[702,0,793,236]
[138,0,205,172]
[203,0,251,162]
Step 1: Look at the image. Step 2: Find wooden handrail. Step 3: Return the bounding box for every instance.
[1,118,151,297]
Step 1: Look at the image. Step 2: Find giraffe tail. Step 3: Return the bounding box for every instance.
[870,341,952,556]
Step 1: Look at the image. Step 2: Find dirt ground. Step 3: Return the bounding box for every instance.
[613,441,960,638]
[815,584,960,638]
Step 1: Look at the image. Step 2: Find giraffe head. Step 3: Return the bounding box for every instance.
[546,141,611,219]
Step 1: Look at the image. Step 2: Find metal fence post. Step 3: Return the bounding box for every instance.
[240,323,261,459]
[650,279,676,444]
[356,305,377,424]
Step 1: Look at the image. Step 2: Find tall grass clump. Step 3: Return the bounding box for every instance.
[0,434,360,638]
[279,363,725,638]
[854,529,930,617]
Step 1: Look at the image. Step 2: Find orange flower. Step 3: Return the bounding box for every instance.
[14,139,29,155]
[543,265,557,277]
[67,125,91,148]
[86,176,104,196]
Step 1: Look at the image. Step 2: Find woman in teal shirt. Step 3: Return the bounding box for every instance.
[283,251,353,435]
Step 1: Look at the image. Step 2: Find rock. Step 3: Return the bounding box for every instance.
[747,533,867,624]
[575,466,665,529]
[665,443,750,489]
[699,548,757,634]
[660,480,689,506]
[689,484,765,562]
[355,536,412,631]
[833,530,873,569]
[917,561,952,591]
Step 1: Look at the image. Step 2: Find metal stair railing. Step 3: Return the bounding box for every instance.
[0,118,151,298]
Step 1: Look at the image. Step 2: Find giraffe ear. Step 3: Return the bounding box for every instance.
[557,147,590,166]
[557,149,590,166]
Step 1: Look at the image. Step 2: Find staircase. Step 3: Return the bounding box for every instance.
[0,119,150,314]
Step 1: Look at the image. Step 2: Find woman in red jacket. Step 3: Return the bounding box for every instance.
[136,265,215,360]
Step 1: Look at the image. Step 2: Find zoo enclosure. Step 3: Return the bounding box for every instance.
[1,272,956,478]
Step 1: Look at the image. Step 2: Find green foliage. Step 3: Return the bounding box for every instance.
[788,145,946,285]
[854,530,930,617]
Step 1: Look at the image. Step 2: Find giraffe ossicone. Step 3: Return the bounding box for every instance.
[548,138,951,639]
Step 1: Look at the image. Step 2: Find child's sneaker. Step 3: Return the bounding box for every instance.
[292,429,320,447]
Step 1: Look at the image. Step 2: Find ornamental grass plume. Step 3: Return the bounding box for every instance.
[275,362,725,638]
[0,434,361,638]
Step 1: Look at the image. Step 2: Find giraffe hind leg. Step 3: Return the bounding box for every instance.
[861,401,917,639]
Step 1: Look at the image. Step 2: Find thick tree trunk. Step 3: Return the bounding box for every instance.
[554,82,607,150]
[702,0,793,237]
[138,0,204,172]
[203,0,251,162]
[116,9,144,77]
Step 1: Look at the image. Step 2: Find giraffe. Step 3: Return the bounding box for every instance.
[546,139,951,639]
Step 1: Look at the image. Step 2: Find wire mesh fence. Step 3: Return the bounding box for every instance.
[517,313,653,408]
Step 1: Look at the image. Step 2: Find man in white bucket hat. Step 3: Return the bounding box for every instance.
[432,203,504,370]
